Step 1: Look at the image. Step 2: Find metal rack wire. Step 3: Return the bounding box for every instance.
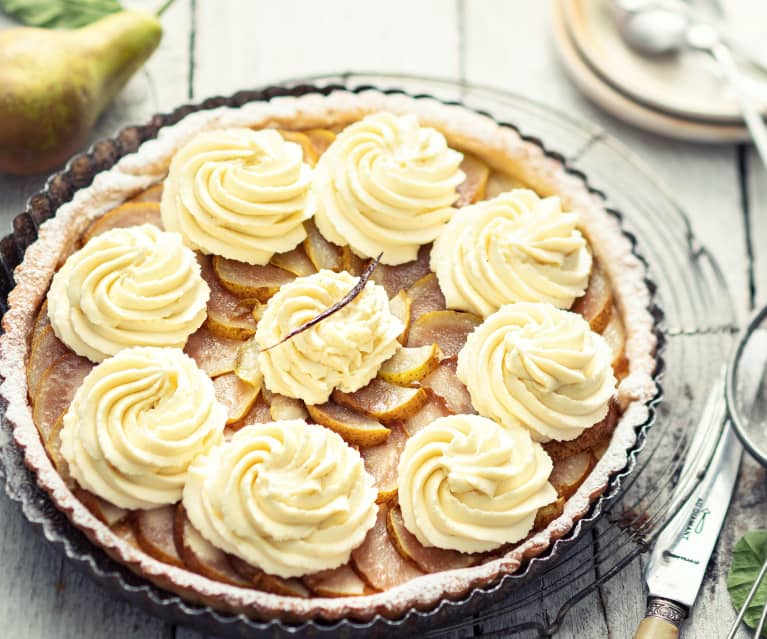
[0,75,737,638]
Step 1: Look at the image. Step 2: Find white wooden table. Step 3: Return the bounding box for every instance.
[0,1,765,637]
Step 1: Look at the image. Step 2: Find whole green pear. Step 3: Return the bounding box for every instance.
[0,10,162,175]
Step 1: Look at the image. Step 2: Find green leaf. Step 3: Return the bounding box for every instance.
[0,0,122,29]
[728,530,767,635]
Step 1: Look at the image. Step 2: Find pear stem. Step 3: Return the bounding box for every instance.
[156,0,178,16]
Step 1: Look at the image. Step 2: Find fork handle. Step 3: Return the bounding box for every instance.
[633,597,686,638]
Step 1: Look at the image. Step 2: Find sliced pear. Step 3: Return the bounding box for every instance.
[183,325,242,378]
[351,505,424,591]
[46,416,71,483]
[227,393,272,432]
[304,128,336,156]
[543,400,618,462]
[303,564,368,597]
[174,505,250,586]
[548,451,596,499]
[379,344,441,385]
[233,338,263,387]
[303,219,344,271]
[592,440,610,460]
[370,244,432,297]
[346,250,368,277]
[212,373,259,424]
[306,400,391,447]
[270,245,316,277]
[389,290,412,345]
[455,153,490,207]
[278,129,319,166]
[258,573,311,597]
[32,353,92,443]
[333,378,427,424]
[31,298,50,345]
[227,554,263,586]
[134,505,184,568]
[82,202,162,244]
[112,519,141,548]
[406,273,447,324]
[534,496,565,531]
[269,394,308,421]
[407,310,481,358]
[199,254,258,339]
[403,396,452,437]
[360,424,407,503]
[387,506,476,572]
[572,260,612,333]
[420,359,475,415]
[484,171,529,199]
[73,487,128,526]
[602,311,629,380]
[128,183,163,203]
[27,326,69,399]
[212,255,294,301]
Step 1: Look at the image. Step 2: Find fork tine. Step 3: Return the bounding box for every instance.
[726,554,767,639]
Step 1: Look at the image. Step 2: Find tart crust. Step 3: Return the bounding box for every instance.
[0,90,658,623]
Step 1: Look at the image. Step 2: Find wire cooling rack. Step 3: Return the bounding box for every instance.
[0,75,736,638]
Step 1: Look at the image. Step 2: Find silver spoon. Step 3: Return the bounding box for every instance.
[615,2,767,166]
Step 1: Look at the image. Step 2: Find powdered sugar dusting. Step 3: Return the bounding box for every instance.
[0,90,658,623]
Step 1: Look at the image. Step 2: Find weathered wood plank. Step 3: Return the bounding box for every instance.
[193,0,460,97]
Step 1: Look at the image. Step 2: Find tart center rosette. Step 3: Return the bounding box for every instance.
[431,190,591,317]
[457,302,616,442]
[255,269,403,405]
[161,128,316,265]
[183,420,378,578]
[47,224,209,363]
[313,112,465,265]
[398,414,557,553]
[60,347,227,510]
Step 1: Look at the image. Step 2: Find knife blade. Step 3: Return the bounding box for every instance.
[633,371,740,638]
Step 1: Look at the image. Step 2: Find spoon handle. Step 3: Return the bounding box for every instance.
[710,41,767,167]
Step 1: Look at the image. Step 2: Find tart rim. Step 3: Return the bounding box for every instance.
[0,88,660,624]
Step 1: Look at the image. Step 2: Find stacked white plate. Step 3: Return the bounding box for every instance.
[552,0,767,142]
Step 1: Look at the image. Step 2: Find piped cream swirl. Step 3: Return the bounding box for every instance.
[183,420,378,578]
[161,128,315,265]
[256,270,403,404]
[313,112,464,265]
[398,414,557,553]
[457,303,616,442]
[61,347,226,510]
[431,190,592,317]
[47,224,209,363]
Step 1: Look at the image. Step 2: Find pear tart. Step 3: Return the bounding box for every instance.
[0,91,657,623]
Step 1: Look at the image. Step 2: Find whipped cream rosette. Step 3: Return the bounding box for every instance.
[313,112,464,265]
[256,269,403,404]
[47,224,209,363]
[60,347,226,510]
[457,302,616,442]
[183,419,378,578]
[161,128,315,265]
[398,414,557,553]
[431,190,591,317]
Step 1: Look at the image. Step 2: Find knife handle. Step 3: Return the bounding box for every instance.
[633,597,686,639]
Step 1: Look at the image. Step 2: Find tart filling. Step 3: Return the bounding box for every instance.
[458,303,616,442]
[183,419,378,578]
[48,224,209,362]
[161,128,315,265]
[255,270,403,404]
[313,112,464,265]
[0,90,658,624]
[398,414,557,553]
[431,190,591,316]
[61,346,226,510]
